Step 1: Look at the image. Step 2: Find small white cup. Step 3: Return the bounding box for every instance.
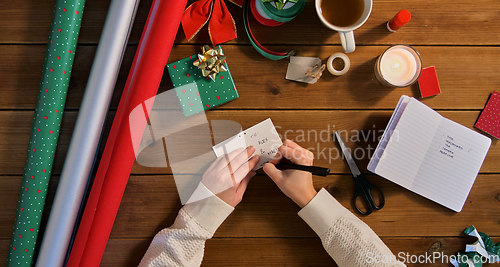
[315,0,372,53]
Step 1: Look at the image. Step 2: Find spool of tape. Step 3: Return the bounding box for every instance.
[327,52,350,76]
[259,0,305,23]
[251,0,284,26]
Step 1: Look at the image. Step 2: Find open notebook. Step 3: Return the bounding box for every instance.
[368,95,491,212]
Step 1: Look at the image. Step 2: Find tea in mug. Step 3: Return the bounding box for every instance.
[319,0,365,27]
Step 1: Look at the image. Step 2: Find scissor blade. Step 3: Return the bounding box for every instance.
[334,132,361,176]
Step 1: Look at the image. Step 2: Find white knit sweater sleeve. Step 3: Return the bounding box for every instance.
[138,183,234,267]
[298,188,406,267]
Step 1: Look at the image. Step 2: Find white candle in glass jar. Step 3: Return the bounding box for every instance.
[375,45,422,87]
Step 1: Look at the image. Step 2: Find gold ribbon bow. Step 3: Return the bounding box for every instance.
[193,45,228,82]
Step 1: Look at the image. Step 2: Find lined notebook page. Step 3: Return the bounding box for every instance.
[374,97,491,212]
[374,98,442,189]
[414,117,491,211]
[368,96,410,171]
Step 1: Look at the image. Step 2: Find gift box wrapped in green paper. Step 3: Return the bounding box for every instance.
[167,45,239,117]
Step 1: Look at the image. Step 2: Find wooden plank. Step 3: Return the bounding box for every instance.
[101,237,336,266]
[0,0,145,45]
[100,237,491,267]
[2,174,498,239]
[112,174,500,239]
[1,1,500,46]
[0,110,498,175]
[210,45,500,111]
[0,237,479,267]
[0,177,20,239]
[203,237,473,267]
[1,45,499,110]
[133,110,500,174]
[0,45,122,110]
[0,110,116,176]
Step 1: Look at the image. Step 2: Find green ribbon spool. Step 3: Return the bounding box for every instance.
[244,0,295,60]
[258,0,305,22]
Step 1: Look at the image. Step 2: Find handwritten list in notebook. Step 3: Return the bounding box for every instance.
[368,96,491,212]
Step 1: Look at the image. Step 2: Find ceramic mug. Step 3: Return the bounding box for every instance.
[315,0,373,53]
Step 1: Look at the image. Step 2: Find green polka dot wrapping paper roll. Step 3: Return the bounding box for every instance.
[166,47,239,117]
[7,1,85,266]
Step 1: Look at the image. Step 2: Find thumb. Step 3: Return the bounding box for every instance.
[263,163,283,182]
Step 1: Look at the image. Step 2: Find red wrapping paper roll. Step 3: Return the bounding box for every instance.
[66,0,188,266]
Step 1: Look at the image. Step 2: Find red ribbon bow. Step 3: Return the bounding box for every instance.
[182,0,244,46]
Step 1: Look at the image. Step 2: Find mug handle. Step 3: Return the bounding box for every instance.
[339,31,355,53]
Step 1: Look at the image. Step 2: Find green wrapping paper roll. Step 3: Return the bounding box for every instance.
[7,1,85,266]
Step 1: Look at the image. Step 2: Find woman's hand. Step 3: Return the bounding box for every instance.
[263,140,317,208]
[202,146,260,207]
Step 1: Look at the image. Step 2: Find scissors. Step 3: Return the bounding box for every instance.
[334,132,385,215]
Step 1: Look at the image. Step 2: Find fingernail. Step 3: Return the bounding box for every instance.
[249,145,255,152]
[254,155,260,161]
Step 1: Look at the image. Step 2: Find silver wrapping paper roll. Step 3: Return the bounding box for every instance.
[35,0,140,266]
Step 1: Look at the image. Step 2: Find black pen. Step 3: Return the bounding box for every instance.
[276,162,330,177]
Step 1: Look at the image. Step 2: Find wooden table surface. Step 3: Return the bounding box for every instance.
[1,0,500,266]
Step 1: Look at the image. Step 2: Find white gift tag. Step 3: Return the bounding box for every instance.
[285,56,323,84]
[212,118,283,170]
